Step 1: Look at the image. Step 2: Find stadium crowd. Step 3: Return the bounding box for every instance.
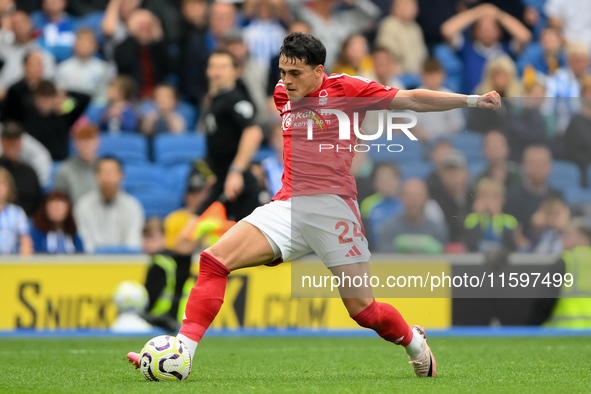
[0,0,590,258]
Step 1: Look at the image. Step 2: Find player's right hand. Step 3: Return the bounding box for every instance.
[477,91,502,110]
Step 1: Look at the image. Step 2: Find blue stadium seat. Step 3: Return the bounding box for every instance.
[367,135,423,163]
[399,161,433,180]
[549,161,581,189]
[122,163,167,194]
[98,134,148,163]
[468,160,487,178]
[433,43,463,92]
[93,246,142,254]
[399,73,421,89]
[132,189,183,218]
[166,163,193,194]
[153,134,207,166]
[252,146,276,163]
[564,187,591,206]
[448,133,484,162]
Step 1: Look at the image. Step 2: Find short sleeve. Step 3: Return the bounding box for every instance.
[230,99,256,130]
[339,75,399,110]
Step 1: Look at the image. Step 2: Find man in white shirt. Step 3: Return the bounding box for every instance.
[74,156,145,252]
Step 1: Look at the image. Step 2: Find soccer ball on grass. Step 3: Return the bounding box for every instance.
[139,335,192,381]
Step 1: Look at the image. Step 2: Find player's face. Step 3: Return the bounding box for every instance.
[279,56,324,99]
[207,53,236,91]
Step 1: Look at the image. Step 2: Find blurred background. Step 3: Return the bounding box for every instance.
[1,0,591,333]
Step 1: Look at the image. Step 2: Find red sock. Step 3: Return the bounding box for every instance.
[179,251,230,342]
[351,300,413,346]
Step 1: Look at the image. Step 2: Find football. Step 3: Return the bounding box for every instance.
[139,335,192,381]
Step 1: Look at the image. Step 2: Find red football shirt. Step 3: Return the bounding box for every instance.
[273,73,399,201]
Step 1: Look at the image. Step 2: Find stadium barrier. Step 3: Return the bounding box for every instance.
[0,254,560,331]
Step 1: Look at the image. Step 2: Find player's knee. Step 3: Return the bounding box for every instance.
[343,297,374,317]
[203,246,232,271]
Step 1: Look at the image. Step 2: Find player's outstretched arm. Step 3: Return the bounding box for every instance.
[389,89,502,112]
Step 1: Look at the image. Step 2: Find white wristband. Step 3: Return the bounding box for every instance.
[467,95,479,108]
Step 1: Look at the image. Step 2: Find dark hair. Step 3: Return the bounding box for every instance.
[33,80,57,97]
[279,32,326,67]
[32,191,77,235]
[96,155,123,173]
[422,57,443,73]
[209,48,239,69]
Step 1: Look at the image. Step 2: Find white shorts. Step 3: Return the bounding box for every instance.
[242,194,371,268]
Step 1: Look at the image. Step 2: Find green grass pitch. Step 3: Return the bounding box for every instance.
[2,336,590,393]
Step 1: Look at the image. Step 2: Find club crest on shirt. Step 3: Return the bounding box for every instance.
[281,112,292,131]
[319,89,328,105]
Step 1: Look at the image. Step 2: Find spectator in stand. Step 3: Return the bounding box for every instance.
[503,80,553,162]
[23,80,91,161]
[98,75,139,132]
[331,34,374,77]
[468,55,518,132]
[463,177,517,253]
[30,191,84,253]
[55,28,115,100]
[101,0,141,60]
[505,144,561,247]
[286,0,380,70]
[114,9,170,99]
[0,121,42,216]
[474,130,521,190]
[242,0,286,66]
[375,0,427,75]
[545,0,591,50]
[0,122,52,189]
[1,50,45,123]
[179,1,236,106]
[425,138,454,197]
[564,76,591,186]
[53,125,100,203]
[441,2,531,94]
[360,162,402,245]
[428,150,472,244]
[0,167,33,255]
[411,58,465,142]
[517,27,565,76]
[141,84,187,136]
[545,43,590,133]
[365,47,405,89]
[0,10,56,100]
[74,156,145,253]
[376,178,448,253]
[31,0,78,62]
[528,195,571,253]
[221,29,270,126]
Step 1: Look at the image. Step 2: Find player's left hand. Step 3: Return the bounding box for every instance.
[478,91,502,110]
[224,171,244,202]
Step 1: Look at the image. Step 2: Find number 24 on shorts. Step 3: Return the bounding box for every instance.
[335,221,364,244]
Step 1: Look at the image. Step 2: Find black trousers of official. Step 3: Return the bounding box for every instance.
[197,170,260,221]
